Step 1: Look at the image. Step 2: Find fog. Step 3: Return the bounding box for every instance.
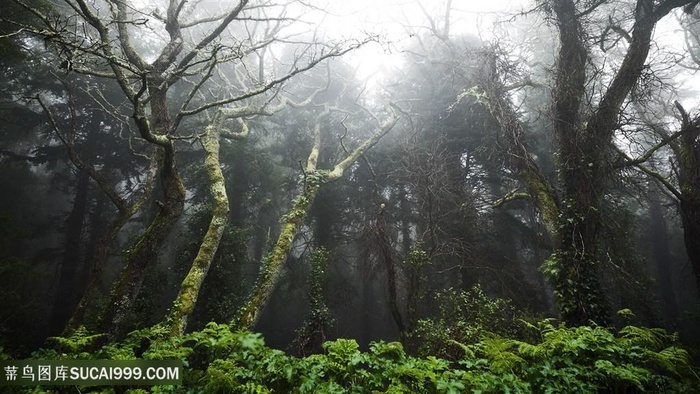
[0,1,699,390]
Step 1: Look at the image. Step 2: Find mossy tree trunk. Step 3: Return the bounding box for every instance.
[62,150,156,335]
[99,144,185,338]
[64,198,148,333]
[479,0,696,326]
[100,80,187,338]
[234,106,399,331]
[163,111,249,338]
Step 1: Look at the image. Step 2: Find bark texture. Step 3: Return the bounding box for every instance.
[164,124,230,337]
[480,0,697,325]
[234,107,399,331]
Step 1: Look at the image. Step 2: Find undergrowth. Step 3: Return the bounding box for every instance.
[2,312,699,393]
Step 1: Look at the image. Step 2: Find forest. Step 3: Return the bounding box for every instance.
[1,0,700,392]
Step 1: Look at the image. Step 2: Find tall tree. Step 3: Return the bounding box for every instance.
[233,102,399,331]
[5,0,370,338]
[624,101,700,296]
[478,0,698,325]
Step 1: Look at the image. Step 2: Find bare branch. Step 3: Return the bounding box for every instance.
[577,0,608,18]
[177,40,368,119]
[174,0,249,75]
[616,145,683,200]
[327,103,399,181]
[35,94,129,213]
[617,129,684,167]
[114,0,149,70]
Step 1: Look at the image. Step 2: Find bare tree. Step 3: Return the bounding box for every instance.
[4,0,372,338]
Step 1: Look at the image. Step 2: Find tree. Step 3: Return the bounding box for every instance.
[622,101,700,296]
[233,100,399,330]
[477,0,698,325]
[5,0,373,339]
[35,74,156,333]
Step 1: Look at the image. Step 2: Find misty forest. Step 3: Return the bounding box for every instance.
[2,0,700,392]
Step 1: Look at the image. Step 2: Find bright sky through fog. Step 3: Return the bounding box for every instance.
[314,0,527,80]
[305,0,695,101]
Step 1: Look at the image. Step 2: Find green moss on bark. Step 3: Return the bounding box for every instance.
[234,181,321,331]
[166,128,230,338]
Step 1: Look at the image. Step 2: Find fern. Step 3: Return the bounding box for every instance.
[236,381,271,394]
[477,336,526,374]
[45,326,106,355]
[619,325,667,349]
[9,313,699,393]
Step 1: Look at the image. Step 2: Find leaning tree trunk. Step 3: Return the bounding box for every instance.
[480,51,559,244]
[234,177,323,331]
[100,85,186,338]
[99,144,185,338]
[164,124,230,338]
[233,107,399,331]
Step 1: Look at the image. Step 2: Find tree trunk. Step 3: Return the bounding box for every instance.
[479,51,559,244]
[680,199,700,294]
[545,0,678,325]
[372,206,405,339]
[234,106,398,331]
[99,145,185,338]
[50,171,90,334]
[65,197,148,333]
[677,107,700,295]
[99,78,186,339]
[549,0,608,326]
[164,126,230,337]
[234,180,322,331]
[479,0,691,325]
[649,186,679,323]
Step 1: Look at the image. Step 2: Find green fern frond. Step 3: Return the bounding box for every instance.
[650,346,692,377]
[619,325,667,349]
[236,381,271,394]
[448,339,475,359]
[46,326,106,354]
[479,337,525,373]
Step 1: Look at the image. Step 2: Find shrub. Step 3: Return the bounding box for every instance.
[9,316,700,393]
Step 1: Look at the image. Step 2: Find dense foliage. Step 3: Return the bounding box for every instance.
[3,312,697,393]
